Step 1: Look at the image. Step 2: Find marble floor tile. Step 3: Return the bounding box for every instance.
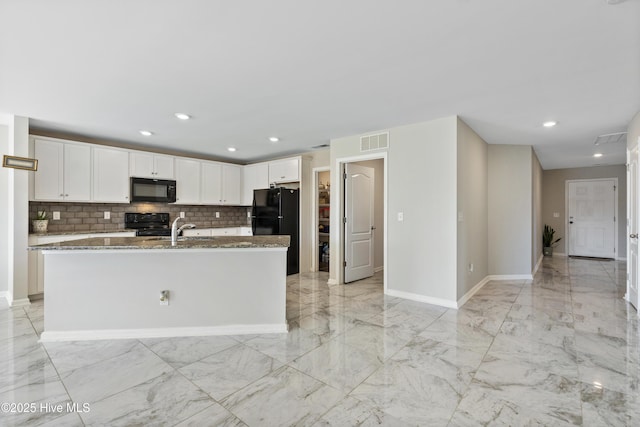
[243,327,323,363]
[350,359,463,425]
[60,342,172,403]
[80,371,213,426]
[419,317,494,353]
[140,335,238,368]
[44,339,140,374]
[313,395,411,427]
[290,338,382,392]
[0,379,71,427]
[0,257,637,426]
[336,319,415,361]
[221,366,344,426]
[174,402,247,427]
[178,343,282,401]
[579,381,640,427]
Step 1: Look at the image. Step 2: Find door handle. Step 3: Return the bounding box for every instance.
[371,226,376,230]
[569,221,574,224]
[631,234,638,239]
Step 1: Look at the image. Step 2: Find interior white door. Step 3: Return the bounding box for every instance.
[568,180,616,258]
[627,146,639,310]
[344,163,374,283]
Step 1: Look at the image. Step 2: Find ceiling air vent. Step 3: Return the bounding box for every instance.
[594,132,627,146]
[360,132,389,152]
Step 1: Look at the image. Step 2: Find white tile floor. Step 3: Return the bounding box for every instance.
[1,256,639,426]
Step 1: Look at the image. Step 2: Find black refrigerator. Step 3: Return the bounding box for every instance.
[252,187,299,275]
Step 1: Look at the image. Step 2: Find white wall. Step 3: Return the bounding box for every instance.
[488,145,533,276]
[0,124,8,297]
[456,119,488,298]
[331,116,458,305]
[629,111,640,150]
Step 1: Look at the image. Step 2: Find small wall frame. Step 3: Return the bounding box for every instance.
[2,155,38,171]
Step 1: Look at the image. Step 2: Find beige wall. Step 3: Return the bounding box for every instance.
[532,152,543,269]
[542,165,627,258]
[354,159,384,271]
[456,118,488,298]
[488,145,533,275]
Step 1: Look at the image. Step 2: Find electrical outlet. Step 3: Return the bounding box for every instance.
[160,290,169,306]
[103,211,110,220]
[52,211,60,220]
[247,211,251,218]
[216,212,220,218]
[180,212,185,219]
[469,263,474,273]
[397,212,404,222]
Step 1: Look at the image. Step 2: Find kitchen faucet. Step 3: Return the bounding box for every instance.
[171,217,196,244]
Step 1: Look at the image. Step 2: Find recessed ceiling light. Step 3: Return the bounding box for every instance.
[139,130,153,136]
[227,147,237,152]
[543,121,557,128]
[593,153,603,158]
[269,137,279,142]
[175,113,190,120]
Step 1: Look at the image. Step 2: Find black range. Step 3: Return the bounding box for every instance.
[125,212,171,236]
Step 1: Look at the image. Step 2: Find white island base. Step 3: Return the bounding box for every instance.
[40,247,288,342]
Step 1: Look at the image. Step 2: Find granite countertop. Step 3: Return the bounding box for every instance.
[30,235,290,250]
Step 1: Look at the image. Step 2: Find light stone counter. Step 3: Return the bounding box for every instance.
[31,235,289,250]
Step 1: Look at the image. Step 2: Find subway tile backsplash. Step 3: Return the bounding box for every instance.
[29,202,251,234]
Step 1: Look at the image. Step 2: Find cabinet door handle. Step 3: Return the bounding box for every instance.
[281,176,285,179]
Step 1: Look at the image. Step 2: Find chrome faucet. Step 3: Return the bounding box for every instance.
[171,217,196,244]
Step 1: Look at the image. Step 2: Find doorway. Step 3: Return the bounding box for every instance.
[566,179,617,259]
[312,167,331,273]
[333,154,386,289]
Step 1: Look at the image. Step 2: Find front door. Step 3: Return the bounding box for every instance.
[628,146,639,310]
[567,179,616,258]
[344,163,374,283]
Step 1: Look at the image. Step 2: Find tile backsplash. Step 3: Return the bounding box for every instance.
[29,202,251,234]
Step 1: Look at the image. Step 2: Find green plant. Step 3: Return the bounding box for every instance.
[36,210,47,220]
[543,224,561,247]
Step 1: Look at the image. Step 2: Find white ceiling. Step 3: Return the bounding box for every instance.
[1,1,638,168]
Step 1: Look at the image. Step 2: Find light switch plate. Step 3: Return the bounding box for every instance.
[553,212,560,218]
[52,211,60,220]
[397,212,404,222]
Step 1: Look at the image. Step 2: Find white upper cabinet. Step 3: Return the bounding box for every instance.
[268,157,300,184]
[92,146,130,203]
[201,161,223,204]
[33,138,91,202]
[200,161,241,205]
[241,162,269,205]
[175,158,201,204]
[222,164,241,205]
[130,151,175,179]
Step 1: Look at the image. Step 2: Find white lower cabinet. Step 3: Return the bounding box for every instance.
[182,227,251,237]
[28,232,135,296]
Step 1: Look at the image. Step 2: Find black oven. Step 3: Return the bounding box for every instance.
[130,177,177,203]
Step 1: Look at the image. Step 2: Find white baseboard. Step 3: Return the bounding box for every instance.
[0,292,9,305]
[10,298,31,308]
[533,254,544,276]
[456,276,491,308]
[374,266,384,273]
[385,288,457,309]
[39,323,289,342]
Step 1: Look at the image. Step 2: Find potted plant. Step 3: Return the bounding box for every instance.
[32,210,49,233]
[543,224,561,256]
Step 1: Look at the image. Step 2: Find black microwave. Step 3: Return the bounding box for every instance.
[130,177,177,203]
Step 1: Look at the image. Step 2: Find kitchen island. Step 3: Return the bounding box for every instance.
[32,235,290,342]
